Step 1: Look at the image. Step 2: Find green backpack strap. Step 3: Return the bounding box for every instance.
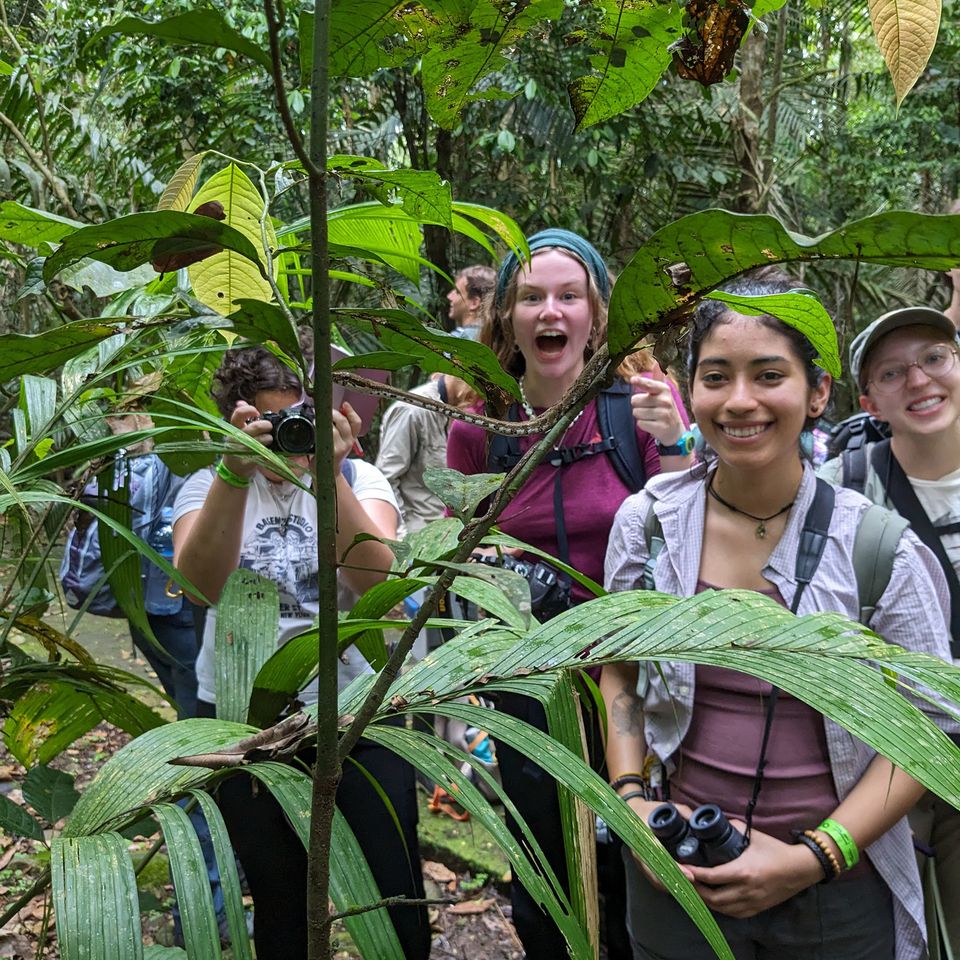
[853,504,909,626]
[642,504,665,592]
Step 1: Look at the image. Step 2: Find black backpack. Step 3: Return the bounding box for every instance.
[827,412,890,460]
[485,379,646,495]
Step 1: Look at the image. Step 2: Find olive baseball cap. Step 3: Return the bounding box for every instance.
[849,307,958,389]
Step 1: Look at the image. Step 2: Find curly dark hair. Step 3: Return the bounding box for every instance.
[211,327,313,418]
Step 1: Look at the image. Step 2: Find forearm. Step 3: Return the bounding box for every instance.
[335,475,397,594]
[601,661,648,789]
[174,476,248,604]
[819,755,925,861]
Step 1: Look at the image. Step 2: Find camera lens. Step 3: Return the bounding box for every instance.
[277,415,314,454]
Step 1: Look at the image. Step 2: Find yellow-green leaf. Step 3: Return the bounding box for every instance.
[868,0,942,106]
[187,163,276,315]
[157,152,207,212]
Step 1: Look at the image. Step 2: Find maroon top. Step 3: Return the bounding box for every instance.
[446,385,689,603]
[669,580,840,845]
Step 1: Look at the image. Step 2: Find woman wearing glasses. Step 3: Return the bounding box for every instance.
[820,307,960,957]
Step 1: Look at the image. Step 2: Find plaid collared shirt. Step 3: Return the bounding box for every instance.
[605,462,956,960]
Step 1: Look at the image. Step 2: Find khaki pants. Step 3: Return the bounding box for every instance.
[910,791,960,960]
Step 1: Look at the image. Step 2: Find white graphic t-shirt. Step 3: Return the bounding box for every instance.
[908,465,960,584]
[174,460,399,705]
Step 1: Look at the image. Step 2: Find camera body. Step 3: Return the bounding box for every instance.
[648,802,747,867]
[472,553,572,622]
[262,404,316,455]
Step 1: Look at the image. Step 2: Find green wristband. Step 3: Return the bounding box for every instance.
[817,818,859,870]
[215,459,251,489]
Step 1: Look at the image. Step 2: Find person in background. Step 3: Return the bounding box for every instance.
[376,373,478,535]
[173,344,430,960]
[603,271,955,960]
[447,264,496,339]
[819,306,960,959]
[446,228,693,959]
[945,200,960,330]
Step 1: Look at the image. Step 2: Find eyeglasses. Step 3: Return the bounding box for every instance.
[867,342,959,394]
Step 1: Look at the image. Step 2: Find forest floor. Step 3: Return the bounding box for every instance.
[0,607,524,959]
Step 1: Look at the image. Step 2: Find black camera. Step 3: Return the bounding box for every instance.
[648,802,747,867]
[471,553,573,622]
[262,404,315,455]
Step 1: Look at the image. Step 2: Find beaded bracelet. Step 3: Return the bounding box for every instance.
[610,772,646,792]
[792,831,835,884]
[215,460,251,489]
[803,829,842,879]
[619,789,647,804]
[817,818,859,870]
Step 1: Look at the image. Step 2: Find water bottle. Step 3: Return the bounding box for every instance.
[144,506,182,615]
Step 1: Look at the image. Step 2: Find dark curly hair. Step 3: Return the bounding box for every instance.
[211,328,313,419]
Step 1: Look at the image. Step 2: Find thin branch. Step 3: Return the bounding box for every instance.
[263,0,321,179]
[329,895,452,922]
[0,110,80,219]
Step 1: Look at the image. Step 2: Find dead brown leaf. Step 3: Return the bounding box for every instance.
[448,897,495,915]
[422,860,457,884]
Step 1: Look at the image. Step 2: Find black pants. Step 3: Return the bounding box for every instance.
[496,689,630,959]
[197,704,430,959]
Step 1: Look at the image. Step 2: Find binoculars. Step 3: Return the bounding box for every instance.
[648,802,747,867]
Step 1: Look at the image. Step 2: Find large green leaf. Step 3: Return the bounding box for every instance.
[157,153,208,213]
[336,308,519,402]
[0,200,81,246]
[568,0,683,130]
[385,699,731,959]
[51,833,145,960]
[22,765,81,824]
[608,210,960,355]
[3,677,166,768]
[42,212,267,285]
[187,163,276,315]
[0,791,44,840]
[306,1,409,78]
[215,570,280,724]
[0,320,124,381]
[422,467,504,522]
[87,12,272,70]
[151,803,221,960]
[328,156,452,227]
[413,0,563,128]
[705,290,842,378]
[225,300,302,361]
[452,202,528,264]
[18,374,57,445]
[65,718,256,837]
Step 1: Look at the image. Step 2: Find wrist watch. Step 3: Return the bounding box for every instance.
[655,429,696,456]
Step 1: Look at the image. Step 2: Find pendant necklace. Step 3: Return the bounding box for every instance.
[519,377,583,448]
[707,478,795,540]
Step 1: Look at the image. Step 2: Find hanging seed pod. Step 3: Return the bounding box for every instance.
[672,0,750,85]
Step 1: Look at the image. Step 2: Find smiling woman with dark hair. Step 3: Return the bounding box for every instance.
[602,273,956,960]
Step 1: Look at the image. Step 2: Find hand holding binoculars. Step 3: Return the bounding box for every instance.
[647,802,748,867]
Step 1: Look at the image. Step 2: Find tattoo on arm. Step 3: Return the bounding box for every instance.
[611,689,643,737]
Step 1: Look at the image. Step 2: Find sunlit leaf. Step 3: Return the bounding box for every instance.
[158,152,208,212]
[868,0,941,105]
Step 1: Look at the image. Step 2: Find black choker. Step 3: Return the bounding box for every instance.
[708,480,795,539]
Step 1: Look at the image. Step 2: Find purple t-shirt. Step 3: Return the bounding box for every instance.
[446,385,689,603]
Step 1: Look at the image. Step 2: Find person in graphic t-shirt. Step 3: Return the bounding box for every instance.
[173,343,430,960]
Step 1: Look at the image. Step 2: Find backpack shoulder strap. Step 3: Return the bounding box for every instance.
[641,504,665,591]
[486,403,524,473]
[792,478,835,612]
[597,379,647,493]
[852,503,908,626]
[840,445,869,496]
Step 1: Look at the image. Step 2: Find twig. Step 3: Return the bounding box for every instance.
[0,110,80,219]
[263,0,321,179]
[329,895,452,921]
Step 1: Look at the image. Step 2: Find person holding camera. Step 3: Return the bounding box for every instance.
[446,228,692,959]
[173,344,430,960]
[602,270,955,960]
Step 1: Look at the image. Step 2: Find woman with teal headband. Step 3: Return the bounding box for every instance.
[602,269,956,959]
[447,228,693,958]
